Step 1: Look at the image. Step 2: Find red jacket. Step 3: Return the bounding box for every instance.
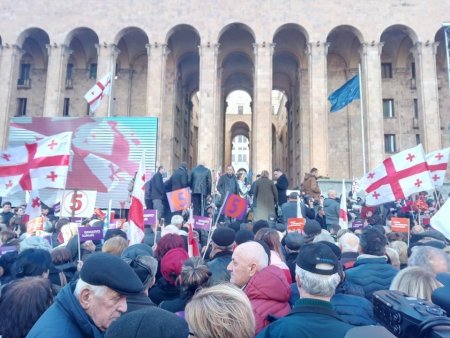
[244,265,291,334]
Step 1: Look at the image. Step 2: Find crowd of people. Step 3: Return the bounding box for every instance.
[0,164,449,338]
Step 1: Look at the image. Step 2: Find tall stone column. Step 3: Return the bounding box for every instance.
[197,43,219,171]
[412,42,441,152]
[95,43,120,117]
[0,44,23,149]
[43,44,72,117]
[360,42,384,171]
[146,43,168,166]
[307,42,329,176]
[252,42,274,175]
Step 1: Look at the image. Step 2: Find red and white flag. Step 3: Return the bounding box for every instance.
[339,180,348,229]
[187,208,200,257]
[0,132,72,196]
[426,148,450,187]
[360,144,434,206]
[23,190,42,224]
[84,73,112,113]
[127,152,146,245]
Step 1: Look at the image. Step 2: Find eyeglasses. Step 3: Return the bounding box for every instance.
[189,332,196,337]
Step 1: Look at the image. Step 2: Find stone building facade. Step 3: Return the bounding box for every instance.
[0,1,449,186]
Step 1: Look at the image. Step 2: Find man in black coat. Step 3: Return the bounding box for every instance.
[170,162,189,191]
[273,168,289,206]
[189,163,212,216]
[206,227,235,285]
[216,165,239,206]
[150,166,166,222]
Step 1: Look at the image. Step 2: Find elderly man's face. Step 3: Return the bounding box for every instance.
[82,287,127,331]
[227,247,254,288]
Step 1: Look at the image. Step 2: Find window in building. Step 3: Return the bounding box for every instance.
[242,154,247,162]
[89,63,97,79]
[381,63,392,79]
[383,99,395,118]
[384,134,396,153]
[18,63,31,85]
[238,154,243,162]
[413,99,419,118]
[86,103,91,116]
[232,154,235,162]
[66,63,74,80]
[17,98,27,116]
[63,98,70,116]
[238,105,243,115]
[411,62,416,79]
[416,134,420,145]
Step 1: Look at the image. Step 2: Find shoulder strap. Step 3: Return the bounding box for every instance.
[288,305,343,321]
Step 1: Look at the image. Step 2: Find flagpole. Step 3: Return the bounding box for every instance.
[202,192,229,260]
[107,46,117,118]
[359,64,367,175]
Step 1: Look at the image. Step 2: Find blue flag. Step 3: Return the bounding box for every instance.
[328,75,360,112]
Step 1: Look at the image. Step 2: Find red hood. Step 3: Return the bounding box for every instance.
[245,265,291,302]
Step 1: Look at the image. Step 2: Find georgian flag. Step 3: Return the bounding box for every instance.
[339,180,348,229]
[127,151,146,245]
[360,144,434,206]
[0,132,72,196]
[24,190,42,224]
[84,73,112,113]
[426,148,450,187]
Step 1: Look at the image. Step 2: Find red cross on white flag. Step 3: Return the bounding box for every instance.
[0,132,73,196]
[84,73,112,113]
[127,151,146,245]
[339,180,348,229]
[24,190,42,224]
[360,144,434,206]
[426,148,450,188]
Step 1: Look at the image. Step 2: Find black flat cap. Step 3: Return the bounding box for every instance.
[296,243,339,275]
[80,253,143,295]
[105,308,189,338]
[212,227,236,247]
[285,232,303,251]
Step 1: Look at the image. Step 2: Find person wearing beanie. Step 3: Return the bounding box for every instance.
[105,307,189,338]
[235,229,255,245]
[121,244,158,313]
[28,253,144,337]
[284,232,303,282]
[206,227,236,285]
[149,247,188,305]
[257,243,353,338]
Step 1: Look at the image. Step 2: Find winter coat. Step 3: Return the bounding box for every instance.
[206,251,232,285]
[253,177,278,222]
[170,165,189,191]
[301,173,321,201]
[330,293,376,326]
[126,293,156,314]
[281,201,315,225]
[256,298,353,338]
[217,174,239,205]
[189,165,212,195]
[150,171,166,200]
[345,256,398,300]
[149,277,180,305]
[323,198,340,226]
[244,265,291,334]
[27,282,103,338]
[275,174,289,205]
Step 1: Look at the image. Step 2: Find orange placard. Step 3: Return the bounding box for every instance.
[287,218,305,232]
[167,188,191,212]
[27,217,44,235]
[391,217,410,233]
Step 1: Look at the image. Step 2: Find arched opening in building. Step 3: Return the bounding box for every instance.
[164,24,200,171]
[272,24,307,185]
[380,25,418,154]
[12,28,50,117]
[326,25,363,178]
[225,90,251,172]
[64,27,99,116]
[219,23,255,174]
[114,27,149,117]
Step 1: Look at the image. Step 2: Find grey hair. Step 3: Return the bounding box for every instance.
[74,278,109,298]
[338,232,360,253]
[295,266,340,297]
[312,231,335,244]
[408,246,449,274]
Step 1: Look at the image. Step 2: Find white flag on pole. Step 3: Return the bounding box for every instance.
[84,73,112,113]
[430,198,450,240]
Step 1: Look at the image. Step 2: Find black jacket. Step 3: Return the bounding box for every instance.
[171,165,189,191]
[276,174,289,205]
[217,174,239,204]
[126,293,156,314]
[150,171,166,200]
[189,165,212,195]
[207,251,232,285]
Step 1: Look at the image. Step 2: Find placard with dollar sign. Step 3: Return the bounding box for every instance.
[61,190,97,218]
